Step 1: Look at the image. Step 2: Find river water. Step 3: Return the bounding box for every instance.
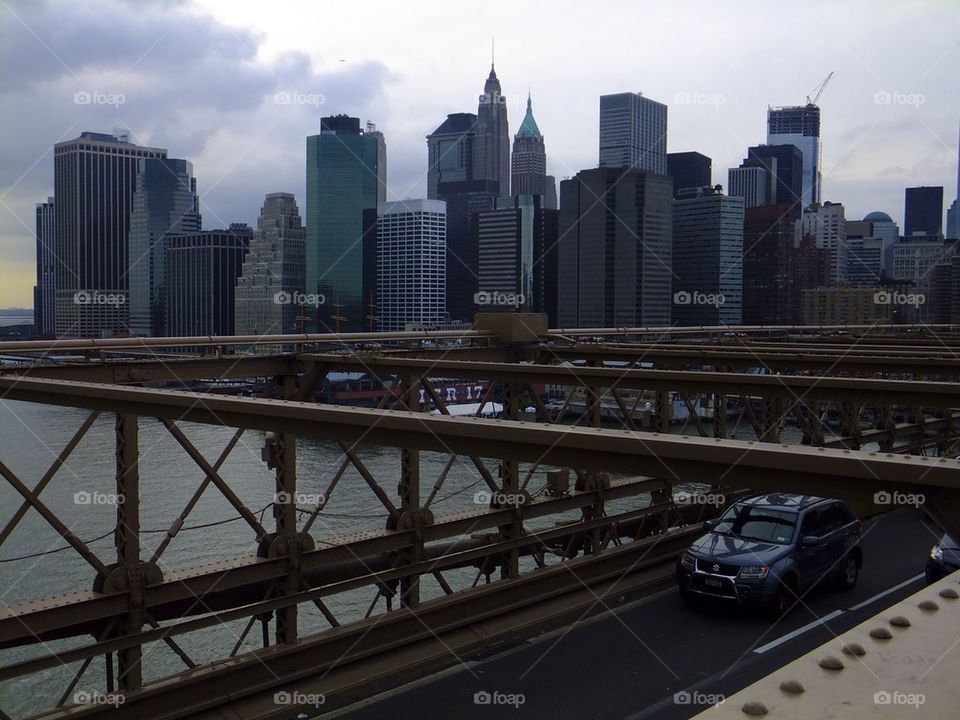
[0,396,796,717]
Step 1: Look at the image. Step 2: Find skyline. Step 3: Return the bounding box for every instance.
[1,0,958,308]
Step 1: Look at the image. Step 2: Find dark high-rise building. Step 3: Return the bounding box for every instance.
[165,225,251,337]
[474,194,559,322]
[128,158,200,337]
[930,249,958,324]
[473,63,510,194]
[599,92,667,174]
[53,130,167,338]
[427,113,500,320]
[557,167,673,327]
[426,64,514,322]
[728,144,803,218]
[437,180,500,320]
[671,186,743,326]
[234,193,307,337]
[33,198,55,337]
[305,115,385,332]
[793,234,833,300]
[667,152,711,198]
[427,113,477,199]
[767,104,820,207]
[955,121,960,239]
[742,204,798,325]
[904,186,944,237]
[511,94,557,209]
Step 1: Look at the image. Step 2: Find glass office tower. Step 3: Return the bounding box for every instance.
[305,115,385,332]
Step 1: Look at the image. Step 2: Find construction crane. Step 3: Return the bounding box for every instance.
[806,71,834,106]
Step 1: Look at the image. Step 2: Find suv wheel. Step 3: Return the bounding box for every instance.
[770,578,797,618]
[837,554,859,591]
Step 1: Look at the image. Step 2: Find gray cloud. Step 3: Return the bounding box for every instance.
[1,0,958,308]
[0,0,393,302]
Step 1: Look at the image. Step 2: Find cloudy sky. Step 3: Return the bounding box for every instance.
[1,0,957,308]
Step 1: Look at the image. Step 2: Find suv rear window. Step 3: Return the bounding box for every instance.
[713,505,798,544]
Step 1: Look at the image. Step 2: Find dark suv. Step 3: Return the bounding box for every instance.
[676,493,862,616]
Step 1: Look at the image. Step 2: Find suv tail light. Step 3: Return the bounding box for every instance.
[854,517,862,535]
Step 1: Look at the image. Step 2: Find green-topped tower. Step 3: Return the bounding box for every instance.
[511,92,557,209]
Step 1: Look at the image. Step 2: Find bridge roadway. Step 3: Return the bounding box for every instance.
[328,508,938,720]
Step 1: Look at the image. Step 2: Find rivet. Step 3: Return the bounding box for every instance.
[890,615,911,628]
[779,679,804,694]
[741,700,768,716]
[841,643,866,656]
[939,587,959,599]
[918,600,939,612]
[819,655,844,670]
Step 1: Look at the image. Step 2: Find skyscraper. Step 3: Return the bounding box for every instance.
[798,201,847,283]
[33,198,55,337]
[376,200,446,332]
[128,158,200,337]
[955,121,960,239]
[558,167,673,327]
[667,152,712,198]
[727,166,770,208]
[166,225,251,337]
[434,181,499,321]
[305,115,385,332]
[473,63,510,194]
[427,113,477,199]
[426,64,513,322]
[904,186,944,236]
[727,144,803,218]
[863,210,900,276]
[671,186,744,326]
[511,93,557,209]
[891,234,953,320]
[53,130,167,338]
[844,221,884,286]
[234,193,307,337]
[599,92,667,174]
[767,104,820,208]
[742,204,798,325]
[474,194,558,320]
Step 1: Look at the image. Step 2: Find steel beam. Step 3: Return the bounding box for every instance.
[4,527,700,720]
[1,356,302,384]
[304,354,960,407]
[544,345,960,376]
[0,476,667,649]
[114,414,142,690]
[2,378,959,492]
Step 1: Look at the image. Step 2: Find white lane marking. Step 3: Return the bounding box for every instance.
[753,573,925,654]
[848,573,924,611]
[753,609,845,654]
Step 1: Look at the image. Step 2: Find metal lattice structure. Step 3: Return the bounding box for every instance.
[2,317,960,719]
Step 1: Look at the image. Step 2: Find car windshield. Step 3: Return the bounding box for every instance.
[713,505,797,544]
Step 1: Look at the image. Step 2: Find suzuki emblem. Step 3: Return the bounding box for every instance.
[712,563,720,573]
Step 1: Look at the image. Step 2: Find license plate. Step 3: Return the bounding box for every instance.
[704,577,723,588]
